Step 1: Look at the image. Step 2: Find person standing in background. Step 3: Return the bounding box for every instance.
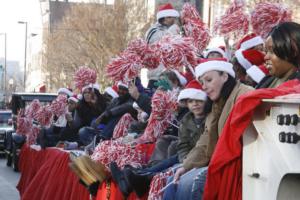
[145,3,180,90]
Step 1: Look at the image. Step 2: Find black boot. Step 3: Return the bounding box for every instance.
[109,162,133,197]
[124,169,153,197]
[78,179,99,197]
[123,164,142,173]
[37,129,47,149]
[88,181,100,197]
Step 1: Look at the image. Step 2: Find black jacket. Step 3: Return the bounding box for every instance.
[74,100,106,129]
[257,70,300,89]
[136,94,152,115]
[102,94,137,122]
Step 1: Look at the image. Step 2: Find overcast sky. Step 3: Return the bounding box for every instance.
[0,0,116,66]
[0,0,42,66]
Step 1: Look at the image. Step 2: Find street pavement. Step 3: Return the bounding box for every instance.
[0,156,20,200]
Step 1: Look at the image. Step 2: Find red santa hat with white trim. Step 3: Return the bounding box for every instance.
[117,81,129,89]
[177,80,207,102]
[104,85,119,99]
[81,83,100,92]
[57,88,73,97]
[203,46,228,61]
[235,49,265,70]
[156,3,180,21]
[236,33,264,50]
[246,64,269,83]
[68,94,79,103]
[195,58,235,79]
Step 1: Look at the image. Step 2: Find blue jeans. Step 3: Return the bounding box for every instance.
[138,155,179,175]
[79,116,121,145]
[163,168,198,200]
[78,127,101,146]
[191,167,208,200]
[162,167,207,200]
[101,116,121,139]
[43,126,62,146]
[12,133,26,144]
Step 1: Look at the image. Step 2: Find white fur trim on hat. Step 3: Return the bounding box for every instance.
[81,85,90,92]
[195,60,235,79]
[240,36,264,50]
[204,47,227,60]
[177,88,207,102]
[235,49,252,70]
[93,83,100,90]
[172,70,187,86]
[81,83,100,92]
[117,81,129,89]
[246,65,266,83]
[104,87,119,99]
[68,96,79,103]
[157,9,180,20]
[57,88,73,97]
[132,102,140,110]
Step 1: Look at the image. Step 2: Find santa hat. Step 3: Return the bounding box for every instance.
[104,85,119,99]
[172,70,187,86]
[68,94,79,103]
[177,80,207,102]
[235,49,265,70]
[236,33,264,50]
[246,64,269,83]
[57,88,73,97]
[203,47,227,60]
[157,3,180,20]
[195,58,235,79]
[117,81,129,89]
[81,83,100,92]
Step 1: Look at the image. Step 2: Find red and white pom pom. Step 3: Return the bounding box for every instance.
[157,35,197,70]
[106,51,143,82]
[36,105,53,127]
[126,38,160,69]
[181,3,201,24]
[126,38,148,55]
[91,140,147,170]
[181,2,210,54]
[141,45,160,70]
[51,94,68,117]
[25,99,41,119]
[183,19,211,55]
[16,115,33,136]
[251,2,292,39]
[148,169,174,200]
[74,66,97,90]
[26,125,41,145]
[135,90,178,143]
[112,113,135,139]
[213,0,249,37]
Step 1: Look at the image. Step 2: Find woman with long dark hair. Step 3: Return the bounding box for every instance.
[76,86,106,127]
[73,85,107,145]
[163,59,253,200]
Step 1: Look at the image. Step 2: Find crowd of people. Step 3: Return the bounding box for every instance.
[16,2,300,200]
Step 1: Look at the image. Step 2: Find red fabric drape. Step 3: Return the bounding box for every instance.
[96,180,148,200]
[17,145,90,200]
[17,142,155,200]
[95,143,155,200]
[204,79,300,200]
